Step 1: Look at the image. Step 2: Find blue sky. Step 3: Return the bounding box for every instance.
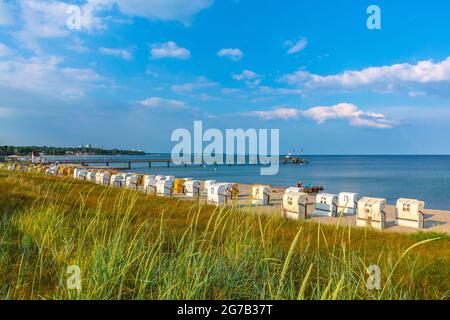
[0,0,450,154]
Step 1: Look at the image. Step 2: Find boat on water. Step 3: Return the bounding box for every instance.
[282,150,309,165]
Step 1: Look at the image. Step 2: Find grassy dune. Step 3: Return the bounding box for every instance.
[0,170,449,300]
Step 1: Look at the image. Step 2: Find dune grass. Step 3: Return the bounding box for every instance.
[0,170,449,300]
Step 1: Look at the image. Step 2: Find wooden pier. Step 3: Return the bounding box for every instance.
[52,158,267,170]
[54,158,178,170]
[29,156,298,170]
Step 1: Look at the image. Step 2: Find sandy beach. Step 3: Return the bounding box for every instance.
[213,183,450,235]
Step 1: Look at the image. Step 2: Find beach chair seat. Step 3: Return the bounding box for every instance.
[395,198,425,229]
[144,177,158,195]
[125,174,141,190]
[338,192,358,215]
[204,180,216,196]
[357,197,386,230]
[313,193,338,217]
[173,179,186,194]
[251,185,270,206]
[156,180,173,197]
[282,191,308,220]
[110,174,124,188]
[207,183,232,206]
[184,180,201,197]
[87,171,98,182]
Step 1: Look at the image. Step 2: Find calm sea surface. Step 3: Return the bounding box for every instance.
[47,155,450,210]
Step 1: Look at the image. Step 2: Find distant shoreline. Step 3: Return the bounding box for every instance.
[1,145,146,157]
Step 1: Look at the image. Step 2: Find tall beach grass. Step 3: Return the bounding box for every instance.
[0,171,449,300]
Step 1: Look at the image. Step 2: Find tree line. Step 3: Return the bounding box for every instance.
[0,146,146,156]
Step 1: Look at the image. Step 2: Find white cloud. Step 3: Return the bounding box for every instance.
[0,43,14,57]
[18,0,70,38]
[0,54,105,97]
[249,103,396,128]
[284,38,308,55]
[217,48,243,61]
[12,0,110,51]
[232,69,263,88]
[280,70,311,84]
[2,0,213,44]
[138,97,186,108]
[250,107,301,120]
[303,103,366,123]
[77,0,112,31]
[150,41,191,59]
[0,0,14,25]
[99,47,132,60]
[348,117,394,128]
[280,57,450,95]
[232,69,259,81]
[196,93,217,101]
[61,67,104,82]
[258,86,303,95]
[5,0,213,52]
[66,38,91,53]
[171,77,218,94]
[112,0,214,25]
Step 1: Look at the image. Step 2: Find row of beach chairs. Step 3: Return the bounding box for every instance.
[1,163,425,230]
[282,190,425,230]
